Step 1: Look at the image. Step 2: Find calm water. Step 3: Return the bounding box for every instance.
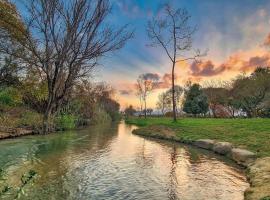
[0,122,248,200]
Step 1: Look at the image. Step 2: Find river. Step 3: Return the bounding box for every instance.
[0,121,249,200]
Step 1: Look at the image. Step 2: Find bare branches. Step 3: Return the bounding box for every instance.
[0,0,133,133]
[147,3,205,121]
[147,3,204,64]
[136,73,159,118]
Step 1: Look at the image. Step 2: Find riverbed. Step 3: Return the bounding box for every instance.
[0,122,249,200]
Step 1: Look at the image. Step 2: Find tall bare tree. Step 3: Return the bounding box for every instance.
[147,4,204,122]
[135,78,144,115]
[0,0,133,133]
[136,73,159,118]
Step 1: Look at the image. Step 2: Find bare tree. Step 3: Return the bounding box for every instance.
[156,85,183,116]
[156,92,166,115]
[0,0,133,133]
[147,4,204,122]
[135,78,144,115]
[136,73,159,118]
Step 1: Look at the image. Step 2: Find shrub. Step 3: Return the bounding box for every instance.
[55,114,77,130]
[18,110,43,131]
[0,87,22,106]
[91,106,111,124]
[260,197,270,200]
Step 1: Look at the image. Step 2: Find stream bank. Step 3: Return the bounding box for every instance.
[132,125,270,200]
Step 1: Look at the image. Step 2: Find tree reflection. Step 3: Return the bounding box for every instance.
[167,145,179,200]
[135,139,154,168]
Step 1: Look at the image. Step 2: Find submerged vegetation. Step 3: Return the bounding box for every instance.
[0,168,37,199]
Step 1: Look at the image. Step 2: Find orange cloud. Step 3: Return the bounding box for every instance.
[263,33,270,46]
[240,54,270,72]
[188,42,270,77]
[190,60,226,77]
[154,73,173,89]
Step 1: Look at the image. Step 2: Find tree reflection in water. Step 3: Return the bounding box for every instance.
[167,145,179,200]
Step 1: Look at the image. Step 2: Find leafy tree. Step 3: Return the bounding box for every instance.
[183,83,208,116]
[72,80,120,122]
[203,87,229,117]
[124,105,136,117]
[0,0,26,42]
[101,98,120,121]
[0,57,20,87]
[0,1,26,87]
[231,67,270,117]
[20,70,48,113]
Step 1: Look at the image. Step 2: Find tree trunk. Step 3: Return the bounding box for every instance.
[43,90,54,134]
[144,98,147,119]
[246,110,252,118]
[140,97,143,116]
[43,106,52,134]
[212,106,217,118]
[172,61,177,122]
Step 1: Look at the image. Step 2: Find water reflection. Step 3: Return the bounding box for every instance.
[167,145,178,200]
[0,122,248,200]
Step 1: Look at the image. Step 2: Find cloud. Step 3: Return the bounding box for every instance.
[240,54,270,71]
[154,73,171,89]
[189,43,270,77]
[114,0,142,18]
[263,33,270,46]
[119,89,133,95]
[190,60,226,77]
[140,73,160,80]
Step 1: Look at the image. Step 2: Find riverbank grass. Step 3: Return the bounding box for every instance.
[126,117,270,157]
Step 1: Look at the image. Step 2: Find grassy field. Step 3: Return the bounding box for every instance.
[126,117,270,157]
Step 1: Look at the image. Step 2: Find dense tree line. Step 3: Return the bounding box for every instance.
[204,67,270,118]
[153,67,270,118]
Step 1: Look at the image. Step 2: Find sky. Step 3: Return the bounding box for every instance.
[14,0,270,110]
[98,0,270,109]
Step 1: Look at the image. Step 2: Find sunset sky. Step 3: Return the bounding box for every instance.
[15,0,270,109]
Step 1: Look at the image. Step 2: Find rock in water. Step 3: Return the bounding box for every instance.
[213,142,233,155]
[194,139,215,150]
[231,148,256,166]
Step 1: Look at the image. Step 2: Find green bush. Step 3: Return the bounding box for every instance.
[55,114,77,130]
[260,197,270,200]
[0,87,22,106]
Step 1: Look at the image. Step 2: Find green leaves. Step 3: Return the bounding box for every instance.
[183,84,209,115]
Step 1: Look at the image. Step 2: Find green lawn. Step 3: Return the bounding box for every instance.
[126,117,270,157]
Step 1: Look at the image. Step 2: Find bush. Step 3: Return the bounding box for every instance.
[91,106,111,124]
[0,87,22,106]
[55,114,77,130]
[18,110,43,131]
